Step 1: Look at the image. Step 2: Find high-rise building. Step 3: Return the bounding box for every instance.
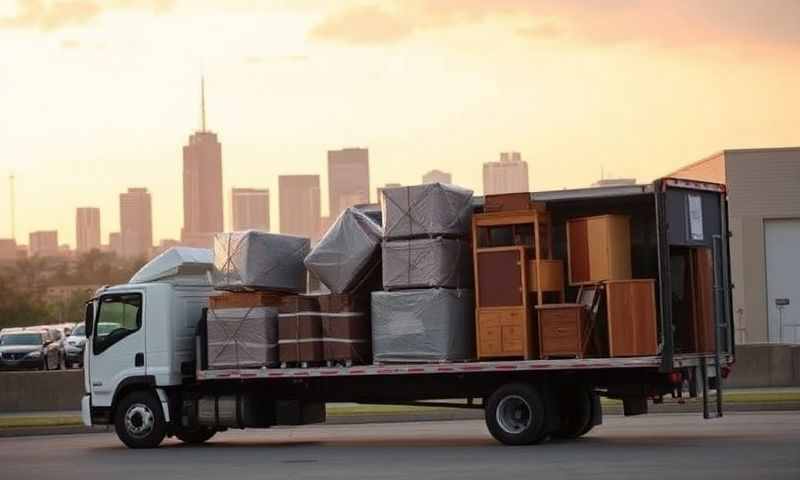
[422,169,452,185]
[120,188,153,258]
[0,238,17,261]
[76,207,101,253]
[483,152,530,195]
[279,175,320,240]
[108,232,123,257]
[231,188,270,231]
[29,230,59,257]
[182,78,224,249]
[327,148,369,218]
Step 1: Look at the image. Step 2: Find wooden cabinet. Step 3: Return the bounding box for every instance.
[567,215,632,285]
[605,279,658,357]
[477,307,534,358]
[691,248,716,353]
[476,247,525,308]
[484,193,544,213]
[537,304,587,358]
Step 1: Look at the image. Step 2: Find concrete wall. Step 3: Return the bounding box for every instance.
[0,370,84,413]
[725,344,800,388]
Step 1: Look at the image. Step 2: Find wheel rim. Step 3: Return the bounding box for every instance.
[496,395,533,435]
[125,403,155,439]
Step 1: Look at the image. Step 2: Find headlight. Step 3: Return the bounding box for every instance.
[26,351,41,358]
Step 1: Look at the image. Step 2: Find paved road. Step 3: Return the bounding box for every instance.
[1,412,798,480]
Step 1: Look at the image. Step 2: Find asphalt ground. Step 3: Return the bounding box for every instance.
[1,412,798,480]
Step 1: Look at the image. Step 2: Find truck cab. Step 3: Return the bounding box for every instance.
[82,248,215,446]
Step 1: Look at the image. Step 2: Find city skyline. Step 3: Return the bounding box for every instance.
[2,1,799,246]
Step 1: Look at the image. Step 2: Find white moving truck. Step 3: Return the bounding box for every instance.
[82,178,735,448]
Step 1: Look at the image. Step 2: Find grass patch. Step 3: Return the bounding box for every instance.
[0,415,82,429]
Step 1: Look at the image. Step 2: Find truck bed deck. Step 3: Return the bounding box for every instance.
[197,353,731,381]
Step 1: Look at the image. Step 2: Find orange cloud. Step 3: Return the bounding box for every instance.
[308,0,800,53]
[0,0,174,31]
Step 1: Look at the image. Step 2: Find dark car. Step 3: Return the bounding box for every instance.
[0,330,62,371]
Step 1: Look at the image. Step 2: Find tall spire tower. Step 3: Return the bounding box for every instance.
[182,75,223,248]
[200,76,206,132]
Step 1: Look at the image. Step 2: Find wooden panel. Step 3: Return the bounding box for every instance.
[476,249,524,307]
[567,219,590,284]
[692,248,716,353]
[209,291,287,309]
[605,279,658,357]
[587,217,610,281]
[527,260,564,293]
[606,215,632,280]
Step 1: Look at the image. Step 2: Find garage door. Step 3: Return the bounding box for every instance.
[765,219,800,343]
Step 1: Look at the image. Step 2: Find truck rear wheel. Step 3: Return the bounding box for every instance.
[114,390,167,449]
[175,426,216,444]
[553,386,593,439]
[485,383,548,445]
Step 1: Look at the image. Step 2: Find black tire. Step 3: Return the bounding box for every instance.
[175,427,216,444]
[485,383,548,445]
[114,390,167,449]
[552,386,593,439]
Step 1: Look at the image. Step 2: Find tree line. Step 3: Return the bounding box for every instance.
[0,250,146,330]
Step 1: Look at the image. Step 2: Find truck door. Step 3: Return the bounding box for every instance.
[88,292,146,408]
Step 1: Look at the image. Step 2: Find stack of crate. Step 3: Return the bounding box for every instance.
[372,183,476,363]
[303,207,382,366]
[205,230,310,370]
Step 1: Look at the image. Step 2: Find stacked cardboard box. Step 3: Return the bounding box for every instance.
[206,231,310,370]
[278,295,324,365]
[206,292,281,369]
[373,183,476,363]
[319,293,371,365]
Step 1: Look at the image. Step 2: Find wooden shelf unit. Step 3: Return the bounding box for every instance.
[473,209,564,360]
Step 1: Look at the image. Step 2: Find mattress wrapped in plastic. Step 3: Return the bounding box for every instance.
[371,288,475,363]
[212,230,309,293]
[304,208,382,294]
[207,305,279,369]
[382,237,473,290]
[381,183,473,240]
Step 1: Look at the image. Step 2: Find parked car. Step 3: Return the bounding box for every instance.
[0,329,62,371]
[64,323,87,369]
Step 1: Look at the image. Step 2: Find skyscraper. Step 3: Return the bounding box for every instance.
[29,230,58,257]
[422,169,452,185]
[279,175,320,240]
[483,152,530,195]
[119,188,153,258]
[76,207,101,253]
[231,188,270,231]
[182,78,224,248]
[327,148,369,219]
[108,232,123,257]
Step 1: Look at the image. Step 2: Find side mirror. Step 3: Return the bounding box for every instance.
[84,302,94,337]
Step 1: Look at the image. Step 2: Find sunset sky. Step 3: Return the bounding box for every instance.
[1,0,799,247]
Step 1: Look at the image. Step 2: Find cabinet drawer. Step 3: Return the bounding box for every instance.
[541,318,579,341]
[479,308,524,327]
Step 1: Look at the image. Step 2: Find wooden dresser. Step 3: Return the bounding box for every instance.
[567,214,632,285]
[536,304,588,359]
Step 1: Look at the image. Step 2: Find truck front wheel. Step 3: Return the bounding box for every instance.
[114,390,167,449]
[175,426,216,444]
[485,383,548,445]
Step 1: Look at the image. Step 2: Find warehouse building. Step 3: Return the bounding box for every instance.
[670,147,800,345]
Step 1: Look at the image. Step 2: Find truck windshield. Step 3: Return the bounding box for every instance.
[1,334,44,346]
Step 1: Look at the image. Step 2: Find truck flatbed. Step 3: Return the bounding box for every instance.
[197,353,731,381]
